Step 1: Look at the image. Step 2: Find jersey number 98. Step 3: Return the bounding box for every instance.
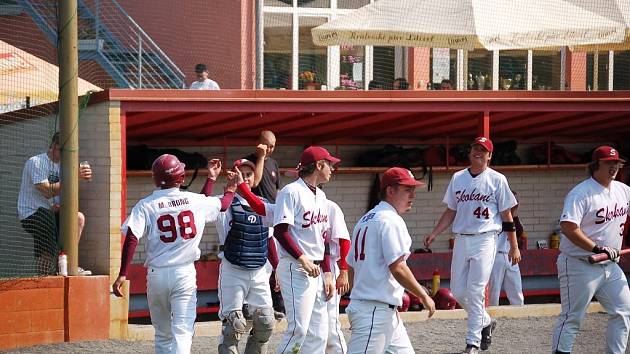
[157,210,197,243]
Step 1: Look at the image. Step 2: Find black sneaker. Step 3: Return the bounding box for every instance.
[480,319,497,350]
[462,344,480,354]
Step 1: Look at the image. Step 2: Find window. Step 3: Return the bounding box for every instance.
[467,49,492,90]
[372,47,395,90]
[499,50,527,90]
[338,0,370,9]
[430,48,456,90]
[263,13,292,89]
[298,0,330,8]
[587,52,610,91]
[339,44,364,90]
[298,17,328,90]
[265,0,291,6]
[532,51,561,90]
[613,51,630,90]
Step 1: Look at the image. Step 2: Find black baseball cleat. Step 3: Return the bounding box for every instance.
[462,344,480,354]
[480,319,497,350]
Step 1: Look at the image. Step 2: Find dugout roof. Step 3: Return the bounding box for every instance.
[94,89,630,147]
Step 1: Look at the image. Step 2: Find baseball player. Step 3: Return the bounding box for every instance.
[424,137,519,354]
[207,158,279,354]
[273,146,338,353]
[346,167,436,354]
[112,154,237,354]
[325,199,351,353]
[488,195,524,306]
[551,146,630,354]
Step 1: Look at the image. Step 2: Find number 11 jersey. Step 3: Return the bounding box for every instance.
[347,201,411,307]
[122,187,222,268]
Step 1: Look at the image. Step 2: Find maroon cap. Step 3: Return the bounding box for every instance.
[233,158,256,169]
[471,137,493,153]
[380,167,425,189]
[299,146,340,166]
[592,146,626,162]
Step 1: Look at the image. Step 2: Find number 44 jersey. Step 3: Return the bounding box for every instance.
[347,201,412,307]
[122,187,222,268]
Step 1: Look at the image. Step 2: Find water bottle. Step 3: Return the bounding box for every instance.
[58,252,68,276]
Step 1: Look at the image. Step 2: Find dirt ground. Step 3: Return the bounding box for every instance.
[5,312,616,353]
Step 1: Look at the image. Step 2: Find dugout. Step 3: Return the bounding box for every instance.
[2,89,630,345]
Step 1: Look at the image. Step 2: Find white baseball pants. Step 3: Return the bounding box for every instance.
[346,299,414,354]
[488,251,524,306]
[450,232,496,348]
[218,259,273,319]
[327,263,348,354]
[275,257,328,354]
[146,262,197,354]
[551,254,630,354]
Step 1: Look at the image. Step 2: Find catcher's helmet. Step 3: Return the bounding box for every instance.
[152,154,185,188]
[398,292,411,312]
[433,288,457,310]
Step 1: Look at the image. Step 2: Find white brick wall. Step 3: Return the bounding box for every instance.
[126,163,587,263]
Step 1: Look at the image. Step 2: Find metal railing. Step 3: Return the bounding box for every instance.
[16,0,185,89]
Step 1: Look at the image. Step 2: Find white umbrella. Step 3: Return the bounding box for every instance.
[312,0,626,50]
[566,0,630,50]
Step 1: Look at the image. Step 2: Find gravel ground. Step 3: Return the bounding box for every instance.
[5,312,616,353]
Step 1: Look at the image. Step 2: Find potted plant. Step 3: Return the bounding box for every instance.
[299,70,322,90]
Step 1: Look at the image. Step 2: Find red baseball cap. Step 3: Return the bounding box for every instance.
[592,146,626,162]
[471,137,493,153]
[380,167,425,189]
[233,158,256,169]
[299,146,340,166]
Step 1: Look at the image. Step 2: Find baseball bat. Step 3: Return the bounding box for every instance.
[588,248,630,264]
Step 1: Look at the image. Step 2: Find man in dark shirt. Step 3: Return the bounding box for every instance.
[245,130,285,320]
[245,130,280,203]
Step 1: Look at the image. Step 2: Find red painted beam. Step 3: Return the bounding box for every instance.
[360,112,477,139]
[520,112,627,138]
[274,112,367,136]
[490,112,581,135]
[308,112,423,138]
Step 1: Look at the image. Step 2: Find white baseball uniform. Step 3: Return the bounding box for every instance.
[325,200,350,354]
[346,201,414,354]
[488,228,524,306]
[444,167,516,348]
[189,78,220,90]
[122,187,222,354]
[552,178,630,354]
[274,178,330,354]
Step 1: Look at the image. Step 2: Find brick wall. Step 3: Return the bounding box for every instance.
[77,101,123,277]
[0,277,64,349]
[126,151,586,263]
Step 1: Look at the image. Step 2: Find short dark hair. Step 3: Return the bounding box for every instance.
[394,78,409,90]
[50,132,60,148]
[368,80,384,90]
[298,163,317,178]
[587,160,599,176]
[194,63,207,73]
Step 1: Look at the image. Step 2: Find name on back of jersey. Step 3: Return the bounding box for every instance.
[302,209,328,228]
[158,198,190,209]
[455,188,492,203]
[595,202,629,225]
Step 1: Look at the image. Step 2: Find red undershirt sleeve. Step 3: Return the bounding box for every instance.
[338,238,351,270]
[267,237,279,269]
[219,191,235,212]
[237,183,266,215]
[273,223,303,260]
[200,178,215,196]
[119,229,139,277]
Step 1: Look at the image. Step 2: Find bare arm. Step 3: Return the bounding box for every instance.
[501,209,521,265]
[424,208,456,247]
[252,144,267,188]
[389,257,436,317]
[35,181,60,199]
[561,221,597,252]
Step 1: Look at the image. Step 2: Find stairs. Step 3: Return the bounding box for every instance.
[16,0,185,89]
